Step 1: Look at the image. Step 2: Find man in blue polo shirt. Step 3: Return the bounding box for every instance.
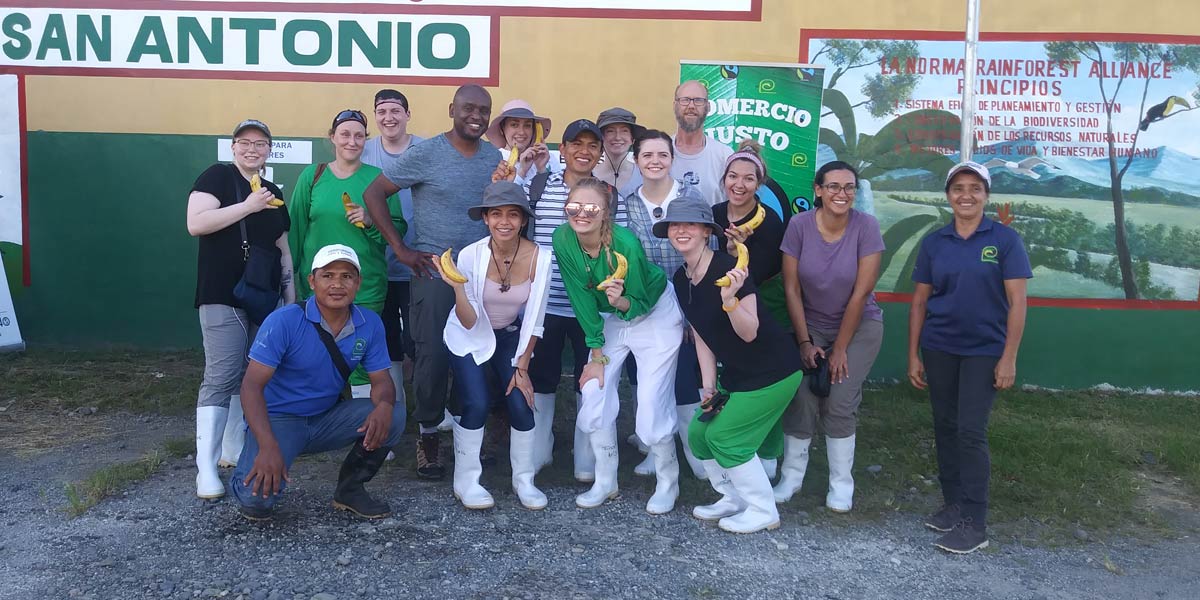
[230,244,404,521]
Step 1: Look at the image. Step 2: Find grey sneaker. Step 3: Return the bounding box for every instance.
[933,518,989,554]
[924,503,961,532]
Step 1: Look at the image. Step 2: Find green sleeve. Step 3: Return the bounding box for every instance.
[553,225,608,349]
[288,164,317,300]
[612,226,666,321]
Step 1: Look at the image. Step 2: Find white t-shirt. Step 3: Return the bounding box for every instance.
[638,180,681,223]
[670,136,733,207]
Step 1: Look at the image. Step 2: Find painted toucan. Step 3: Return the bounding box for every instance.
[1139,95,1192,131]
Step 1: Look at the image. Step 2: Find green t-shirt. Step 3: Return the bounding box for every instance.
[552,223,667,348]
[287,163,407,308]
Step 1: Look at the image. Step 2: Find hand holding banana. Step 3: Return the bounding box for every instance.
[724,204,765,244]
[341,192,367,229]
[715,240,749,287]
[249,174,285,208]
[435,248,469,285]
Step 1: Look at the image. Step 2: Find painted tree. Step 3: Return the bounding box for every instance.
[1045,42,1200,299]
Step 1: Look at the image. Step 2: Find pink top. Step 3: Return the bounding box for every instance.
[483,278,532,329]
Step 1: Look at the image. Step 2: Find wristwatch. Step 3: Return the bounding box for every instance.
[590,354,610,365]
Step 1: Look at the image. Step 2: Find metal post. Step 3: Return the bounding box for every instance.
[960,0,981,162]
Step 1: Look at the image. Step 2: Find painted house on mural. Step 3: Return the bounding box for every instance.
[1,0,1196,390]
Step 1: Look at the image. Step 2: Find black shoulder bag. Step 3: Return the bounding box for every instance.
[304,300,353,397]
[231,167,283,325]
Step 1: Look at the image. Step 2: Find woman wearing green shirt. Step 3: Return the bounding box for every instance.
[288,109,407,396]
[552,177,684,514]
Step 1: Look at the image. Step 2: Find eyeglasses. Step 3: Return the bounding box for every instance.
[234,140,270,150]
[675,97,707,107]
[564,202,602,218]
[333,109,367,128]
[821,183,857,196]
[652,206,664,219]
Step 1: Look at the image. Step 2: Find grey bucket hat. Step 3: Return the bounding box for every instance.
[468,181,536,221]
[596,107,647,139]
[652,187,718,238]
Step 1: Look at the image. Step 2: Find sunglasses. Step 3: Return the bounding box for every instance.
[564,202,602,218]
[652,206,664,219]
[332,109,367,129]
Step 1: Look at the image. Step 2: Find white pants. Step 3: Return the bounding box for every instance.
[577,288,683,446]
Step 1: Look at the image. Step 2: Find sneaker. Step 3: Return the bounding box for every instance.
[415,433,445,480]
[933,518,989,554]
[236,503,272,522]
[924,503,961,532]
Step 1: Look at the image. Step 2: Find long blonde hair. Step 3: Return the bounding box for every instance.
[568,177,618,271]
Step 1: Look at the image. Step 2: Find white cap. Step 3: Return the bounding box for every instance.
[310,244,360,273]
[944,161,991,192]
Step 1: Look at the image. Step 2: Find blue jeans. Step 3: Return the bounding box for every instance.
[449,323,535,431]
[230,398,406,511]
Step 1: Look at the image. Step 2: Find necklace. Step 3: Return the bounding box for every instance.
[490,237,520,292]
[576,235,603,288]
[683,248,710,305]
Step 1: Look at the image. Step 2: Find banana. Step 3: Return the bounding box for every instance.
[440,248,469,284]
[250,174,285,207]
[507,145,520,168]
[595,251,628,290]
[534,122,544,145]
[341,192,365,228]
[715,241,749,287]
[738,204,766,234]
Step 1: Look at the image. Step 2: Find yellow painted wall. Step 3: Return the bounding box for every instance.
[26,0,1200,137]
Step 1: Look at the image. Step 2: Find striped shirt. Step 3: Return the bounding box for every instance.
[524,172,629,317]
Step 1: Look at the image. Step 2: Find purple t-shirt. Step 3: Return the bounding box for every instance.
[780,209,885,331]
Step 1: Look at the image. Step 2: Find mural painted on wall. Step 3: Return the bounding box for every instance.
[803,32,1200,303]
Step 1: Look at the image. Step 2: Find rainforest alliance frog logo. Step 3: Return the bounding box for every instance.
[981,245,999,264]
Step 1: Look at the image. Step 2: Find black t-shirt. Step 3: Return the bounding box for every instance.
[191,164,289,308]
[672,250,802,392]
[713,198,785,286]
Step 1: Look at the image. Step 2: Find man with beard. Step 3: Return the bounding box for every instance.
[670,80,733,207]
[363,85,501,480]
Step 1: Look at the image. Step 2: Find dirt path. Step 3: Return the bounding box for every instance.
[2,411,1198,600]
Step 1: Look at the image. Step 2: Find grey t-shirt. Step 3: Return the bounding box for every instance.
[670,136,733,207]
[381,133,500,260]
[362,135,423,281]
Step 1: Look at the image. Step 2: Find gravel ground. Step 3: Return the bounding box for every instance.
[2,411,1198,600]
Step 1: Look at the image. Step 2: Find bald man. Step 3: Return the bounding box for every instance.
[670,80,733,207]
[363,85,501,480]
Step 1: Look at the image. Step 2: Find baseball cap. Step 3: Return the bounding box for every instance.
[561,119,603,144]
[945,161,991,193]
[310,244,361,273]
[232,119,272,141]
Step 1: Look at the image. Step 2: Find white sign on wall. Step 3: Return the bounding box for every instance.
[0,73,23,352]
[216,139,313,164]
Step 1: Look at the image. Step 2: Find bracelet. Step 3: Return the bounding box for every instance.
[590,354,610,365]
[722,298,739,313]
[799,338,813,346]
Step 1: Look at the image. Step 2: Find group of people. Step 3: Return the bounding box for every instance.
[185,81,1030,554]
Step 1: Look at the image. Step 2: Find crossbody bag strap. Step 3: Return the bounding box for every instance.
[305,299,354,384]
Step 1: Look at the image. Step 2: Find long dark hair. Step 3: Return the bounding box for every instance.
[812,161,859,208]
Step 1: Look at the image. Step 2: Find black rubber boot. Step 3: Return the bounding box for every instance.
[332,442,392,519]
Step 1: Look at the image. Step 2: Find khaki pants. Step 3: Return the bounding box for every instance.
[782,318,883,439]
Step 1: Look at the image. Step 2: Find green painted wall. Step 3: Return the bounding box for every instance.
[12,132,1200,391]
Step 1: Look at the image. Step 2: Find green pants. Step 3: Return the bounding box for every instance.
[688,370,804,469]
[350,301,385,387]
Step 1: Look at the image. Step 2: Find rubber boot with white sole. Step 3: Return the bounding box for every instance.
[451,422,494,509]
[692,459,745,521]
[573,393,595,482]
[632,434,655,476]
[509,428,548,510]
[532,392,556,471]
[195,406,228,499]
[575,424,618,508]
[718,460,781,533]
[218,395,245,468]
[677,401,708,480]
[646,442,679,515]
[437,409,456,433]
[826,434,856,512]
[772,435,811,503]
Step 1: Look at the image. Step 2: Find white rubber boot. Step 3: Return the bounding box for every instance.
[575,424,618,508]
[451,422,494,509]
[573,393,595,482]
[826,434,856,513]
[384,361,406,462]
[760,457,778,480]
[218,395,245,468]
[772,435,812,503]
[718,459,781,533]
[510,428,548,510]
[351,384,372,399]
[677,401,708,480]
[195,406,228,499]
[646,442,679,515]
[437,409,456,433]
[632,433,655,475]
[532,392,556,471]
[692,459,745,521]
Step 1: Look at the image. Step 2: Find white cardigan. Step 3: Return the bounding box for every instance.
[443,236,552,366]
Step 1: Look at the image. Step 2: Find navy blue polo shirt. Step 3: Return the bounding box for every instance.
[911,217,1032,357]
[248,301,390,416]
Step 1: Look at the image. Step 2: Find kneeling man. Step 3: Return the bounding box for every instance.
[231,244,405,520]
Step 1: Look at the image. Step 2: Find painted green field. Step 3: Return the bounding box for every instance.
[879,191,1199,228]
